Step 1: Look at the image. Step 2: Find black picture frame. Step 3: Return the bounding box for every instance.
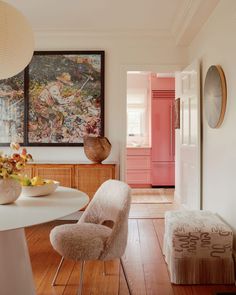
[0,50,105,146]
[26,50,105,146]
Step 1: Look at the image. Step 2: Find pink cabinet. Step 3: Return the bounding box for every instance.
[151,77,175,186]
[126,148,151,188]
[152,162,175,186]
[152,94,174,162]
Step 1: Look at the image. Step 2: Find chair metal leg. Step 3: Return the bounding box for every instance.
[51,257,65,286]
[120,258,132,295]
[78,260,85,295]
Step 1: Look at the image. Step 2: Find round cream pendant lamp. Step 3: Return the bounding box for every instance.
[0,1,34,79]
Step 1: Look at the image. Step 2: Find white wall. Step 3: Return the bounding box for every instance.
[1,32,187,179]
[188,0,236,239]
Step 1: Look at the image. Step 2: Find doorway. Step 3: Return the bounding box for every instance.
[125,71,175,189]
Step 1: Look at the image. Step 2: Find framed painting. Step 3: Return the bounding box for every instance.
[0,71,25,145]
[26,51,104,146]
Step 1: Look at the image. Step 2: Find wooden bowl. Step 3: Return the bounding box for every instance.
[83,136,111,163]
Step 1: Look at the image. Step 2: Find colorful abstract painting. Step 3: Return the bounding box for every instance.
[26,51,104,146]
[0,71,25,145]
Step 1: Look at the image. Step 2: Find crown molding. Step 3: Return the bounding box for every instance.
[171,0,219,46]
[171,0,193,38]
[33,28,172,39]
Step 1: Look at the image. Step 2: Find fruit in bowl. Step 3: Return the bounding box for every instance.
[31,176,45,186]
[19,176,60,197]
[19,176,53,187]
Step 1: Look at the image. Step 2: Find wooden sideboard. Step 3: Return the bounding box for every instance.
[23,163,118,200]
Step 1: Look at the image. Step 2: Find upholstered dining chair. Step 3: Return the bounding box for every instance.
[50,179,132,295]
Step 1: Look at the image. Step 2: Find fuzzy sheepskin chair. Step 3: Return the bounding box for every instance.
[50,179,132,295]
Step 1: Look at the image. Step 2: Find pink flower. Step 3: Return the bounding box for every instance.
[0,143,33,179]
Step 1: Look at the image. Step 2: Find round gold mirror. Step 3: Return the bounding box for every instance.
[204,65,227,128]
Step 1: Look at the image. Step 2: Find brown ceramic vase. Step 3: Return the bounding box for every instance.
[83,136,111,163]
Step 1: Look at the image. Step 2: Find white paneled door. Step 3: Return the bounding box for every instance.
[178,61,201,209]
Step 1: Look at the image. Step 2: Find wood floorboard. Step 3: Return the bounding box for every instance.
[143,263,174,295]
[123,263,147,295]
[62,262,80,295]
[119,264,130,295]
[102,261,120,295]
[26,195,236,295]
[138,219,165,264]
[152,219,165,253]
[83,261,107,295]
[122,219,147,294]
[122,220,141,264]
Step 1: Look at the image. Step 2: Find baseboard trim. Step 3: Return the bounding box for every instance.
[151,185,175,188]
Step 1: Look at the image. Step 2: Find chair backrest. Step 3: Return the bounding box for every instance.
[79,179,131,260]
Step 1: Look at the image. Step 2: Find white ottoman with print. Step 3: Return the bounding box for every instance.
[163,210,235,284]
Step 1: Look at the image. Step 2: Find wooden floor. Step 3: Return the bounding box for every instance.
[26,198,236,295]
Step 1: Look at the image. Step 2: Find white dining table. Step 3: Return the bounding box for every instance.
[0,186,89,295]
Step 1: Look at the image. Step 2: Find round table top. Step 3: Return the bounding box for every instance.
[0,186,89,232]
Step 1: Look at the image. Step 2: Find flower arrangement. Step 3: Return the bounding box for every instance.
[0,143,32,179]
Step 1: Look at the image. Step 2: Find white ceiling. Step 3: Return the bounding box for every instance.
[4,0,219,45]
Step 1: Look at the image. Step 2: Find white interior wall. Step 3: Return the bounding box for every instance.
[2,33,187,180]
[188,0,236,240]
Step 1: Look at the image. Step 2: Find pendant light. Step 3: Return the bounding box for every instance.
[0,1,34,79]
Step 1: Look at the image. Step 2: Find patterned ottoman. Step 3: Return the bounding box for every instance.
[163,210,235,284]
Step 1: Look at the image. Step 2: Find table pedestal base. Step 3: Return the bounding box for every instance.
[0,228,36,295]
